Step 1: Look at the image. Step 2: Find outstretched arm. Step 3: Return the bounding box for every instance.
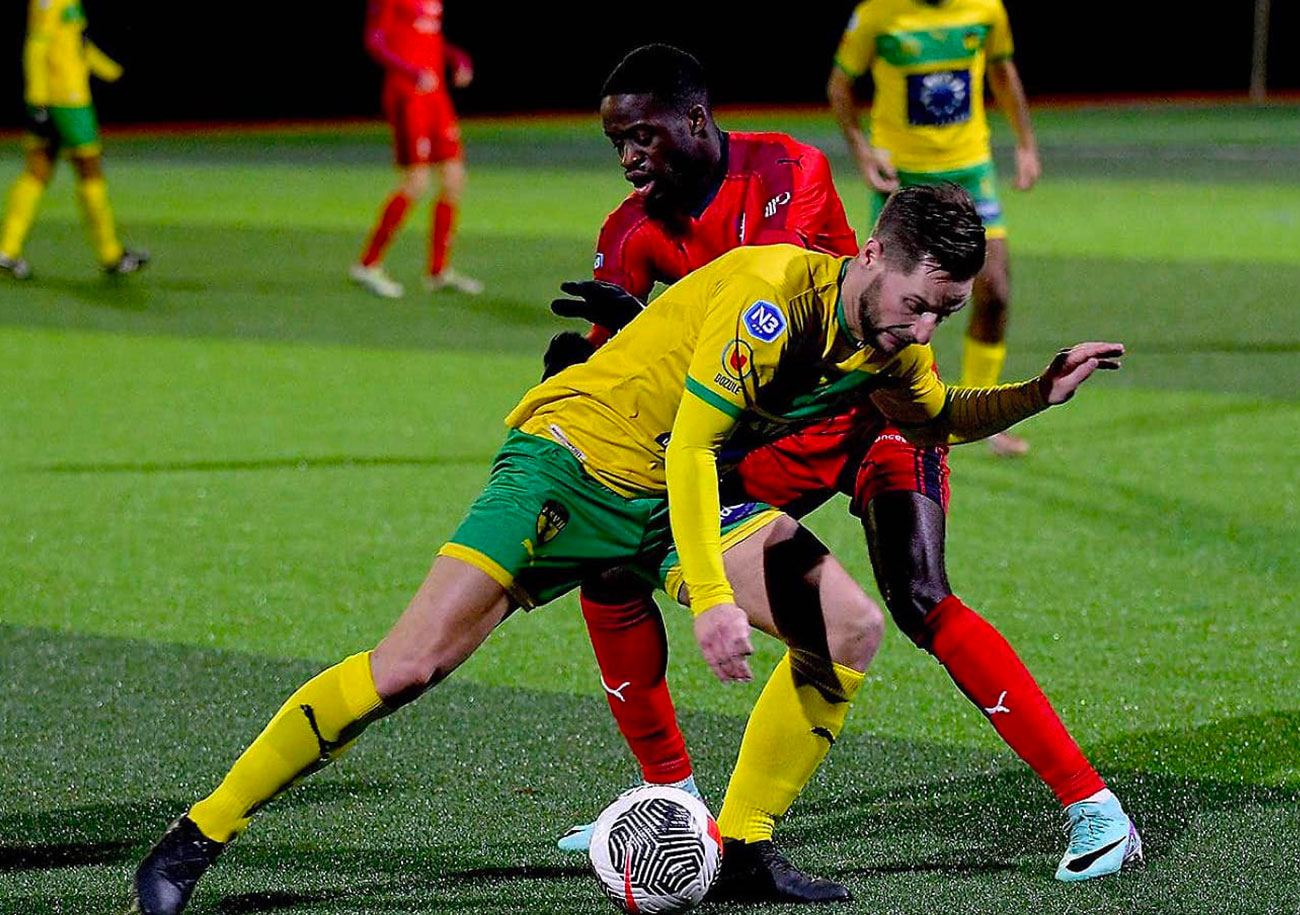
[883,342,1124,445]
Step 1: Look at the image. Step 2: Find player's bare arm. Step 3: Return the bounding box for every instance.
[827,66,897,193]
[987,58,1040,191]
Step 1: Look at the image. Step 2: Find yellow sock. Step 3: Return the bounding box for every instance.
[716,651,865,842]
[960,336,1007,388]
[188,651,387,842]
[0,172,46,259]
[74,175,124,265]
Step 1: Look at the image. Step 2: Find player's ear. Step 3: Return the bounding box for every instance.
[860,237,883,265]
[686,104,709,136]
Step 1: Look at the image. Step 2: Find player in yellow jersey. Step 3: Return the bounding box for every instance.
[130,184,1123,913]
[829,0,1038,455]
[0,0,147,280]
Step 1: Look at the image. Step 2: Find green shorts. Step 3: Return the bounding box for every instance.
[871,159,1006,239]
[25,104,101,157]
[440,430,782,609]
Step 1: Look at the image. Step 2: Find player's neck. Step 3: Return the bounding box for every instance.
[681,128,727,219]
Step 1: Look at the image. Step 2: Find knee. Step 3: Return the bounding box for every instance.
[402,167,432,198]
[439,161,467,202]
[884,581,951,647]
[26,161,53,185]
[369,642,450,708]
[826,589,885,672]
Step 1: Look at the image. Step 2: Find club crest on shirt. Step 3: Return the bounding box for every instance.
[536,499,570,546]
[721,338,755,381]
[743,300,787,343]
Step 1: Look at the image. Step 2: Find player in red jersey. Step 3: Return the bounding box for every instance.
[350,0,482,299]
[548,45,1138,895]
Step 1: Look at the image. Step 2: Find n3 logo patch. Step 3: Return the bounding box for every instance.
[536,499,569,545]
[743,299,787,343]
[721,339,755,380]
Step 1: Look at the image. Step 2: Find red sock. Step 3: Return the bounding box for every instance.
[925,595,1105,806]
[429,198,457,276]
[360,192,411,267]
[581,590,693,784]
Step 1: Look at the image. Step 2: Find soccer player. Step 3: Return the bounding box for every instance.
[0,0,148,280]
[828,0,1040,456]
[549,45,1139,891]
[130,183,1120,914]
[349,0,482,299]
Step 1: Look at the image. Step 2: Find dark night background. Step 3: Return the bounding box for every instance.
[1,1,1297,127]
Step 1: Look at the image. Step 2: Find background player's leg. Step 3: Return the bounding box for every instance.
[0,147,54,276]
[70,152,131,270]
[863,490,1104,805]
[353,164,427,298]
[426,157,482,294]
[960,238,1026,455]
[134,557,511,915]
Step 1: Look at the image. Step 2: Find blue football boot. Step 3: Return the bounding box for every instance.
[556,775,703,853]
[1055,791,1143,882]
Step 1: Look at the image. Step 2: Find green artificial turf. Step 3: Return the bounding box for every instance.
[1,103,1298,914]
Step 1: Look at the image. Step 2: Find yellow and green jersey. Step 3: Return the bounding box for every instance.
[835,0,1014,172]
[24,0,122,108]
[507,244,954,611]
[508,245,948,499]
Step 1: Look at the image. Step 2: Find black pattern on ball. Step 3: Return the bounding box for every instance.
[602,796,707,903]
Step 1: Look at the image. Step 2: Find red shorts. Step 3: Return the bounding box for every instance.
[726,406,950,520]
[384,85,462,166]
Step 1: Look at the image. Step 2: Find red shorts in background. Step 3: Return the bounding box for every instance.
[384,85,462,166]
[728,407,951,521]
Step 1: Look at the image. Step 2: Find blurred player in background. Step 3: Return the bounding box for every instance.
[350,0,482,299]
[548,45,1139,892]
[0,0,148,280]
[828,0,1039,455]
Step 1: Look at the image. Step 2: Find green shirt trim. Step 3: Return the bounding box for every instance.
[685,377,743,419]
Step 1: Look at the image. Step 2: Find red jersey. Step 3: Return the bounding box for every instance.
[593,131,858,301]
[365,0,470,96]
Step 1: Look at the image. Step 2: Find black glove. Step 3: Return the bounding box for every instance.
[550,280,645,334]
[541,331,596,380]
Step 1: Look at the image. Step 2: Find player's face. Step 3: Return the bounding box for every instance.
[601,93,711,212]
[851,243,972,355]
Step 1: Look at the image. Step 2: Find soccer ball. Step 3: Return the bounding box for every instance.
[588,784,723,913]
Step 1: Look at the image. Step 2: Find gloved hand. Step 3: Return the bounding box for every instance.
[30,106,50,127]
[541,331,596,380]
[549,280,645,334]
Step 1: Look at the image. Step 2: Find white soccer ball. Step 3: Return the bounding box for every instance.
[588,784,723,914]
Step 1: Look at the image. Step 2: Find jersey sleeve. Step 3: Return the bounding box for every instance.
[364,0,421,79]
[987,0,1015,62]
[870,345,1049,444]
[23,0,57,105]
[593,208,658,301]
[868,345,950,426]
[834,2,878,79]
[668,276,794,614]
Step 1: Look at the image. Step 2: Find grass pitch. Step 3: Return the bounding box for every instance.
[1,103,1298,914]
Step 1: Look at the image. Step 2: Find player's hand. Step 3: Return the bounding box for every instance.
[857,145,899,193]
[1038,342,1124,405]
[416,69,439,94]
[541,330,596,380]
[452,64,474,89]
[550,280,645,334]
[694,603,753,683]
[1014,146,1041,191]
